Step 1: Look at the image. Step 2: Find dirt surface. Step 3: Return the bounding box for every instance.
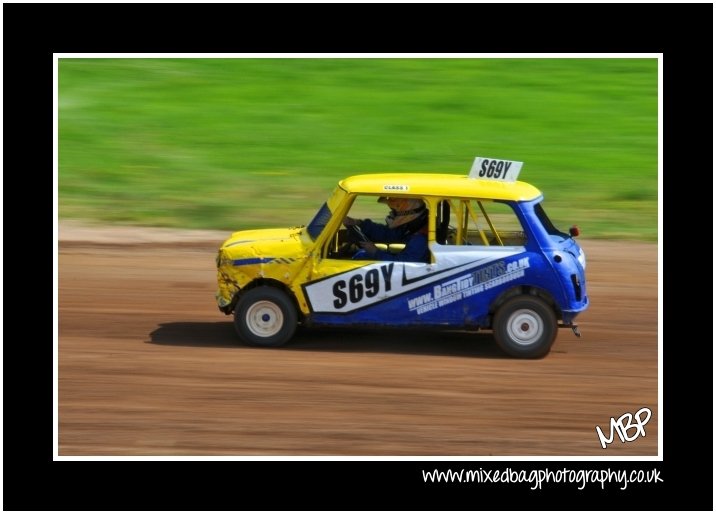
[58,222,658,456]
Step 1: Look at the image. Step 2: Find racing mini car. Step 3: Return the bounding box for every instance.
[216,157,588,358]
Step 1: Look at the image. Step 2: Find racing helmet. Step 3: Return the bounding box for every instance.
[379,197,427,229]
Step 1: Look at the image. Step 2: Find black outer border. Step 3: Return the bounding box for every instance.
[4,3,711,511]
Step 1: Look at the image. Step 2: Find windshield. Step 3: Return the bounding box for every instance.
[307,202,332,240]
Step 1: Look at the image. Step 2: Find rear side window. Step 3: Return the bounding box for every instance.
[437,199,527,247]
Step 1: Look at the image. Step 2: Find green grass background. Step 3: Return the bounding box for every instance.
[59,58,657,240]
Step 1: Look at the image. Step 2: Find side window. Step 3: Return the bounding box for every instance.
[437,199,526,247]
[325,194,397,259]
[325,194,431,262]
[344,194,390,225]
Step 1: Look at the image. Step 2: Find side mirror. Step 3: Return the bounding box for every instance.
[569,225,580,238]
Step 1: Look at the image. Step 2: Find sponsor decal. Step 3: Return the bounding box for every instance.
[407,257,530,315]
[303,250,526,314]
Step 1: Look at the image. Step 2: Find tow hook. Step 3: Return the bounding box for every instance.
[559,323,581,338]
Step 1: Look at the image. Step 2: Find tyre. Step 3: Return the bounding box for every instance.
[233,286,297,347]
[492,296,557,358]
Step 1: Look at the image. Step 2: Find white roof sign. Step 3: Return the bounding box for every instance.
[469,157,523,182]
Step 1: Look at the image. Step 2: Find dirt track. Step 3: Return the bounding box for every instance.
[58,223,658,456]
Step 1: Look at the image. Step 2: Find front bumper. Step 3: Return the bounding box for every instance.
[560,295,589,324]
[216,270,240,313]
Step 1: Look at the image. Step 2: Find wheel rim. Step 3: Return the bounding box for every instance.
[505,308,544,346]
[245,301,284,338]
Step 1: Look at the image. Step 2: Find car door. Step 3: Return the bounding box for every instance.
[302,193,435,327]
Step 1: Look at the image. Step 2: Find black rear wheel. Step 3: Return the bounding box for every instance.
[493,296,557,358]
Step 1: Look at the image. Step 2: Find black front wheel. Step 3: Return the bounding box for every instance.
[492,296,557,358]
[233,287,297,347]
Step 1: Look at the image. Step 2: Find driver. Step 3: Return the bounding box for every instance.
[343,197,429,262]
